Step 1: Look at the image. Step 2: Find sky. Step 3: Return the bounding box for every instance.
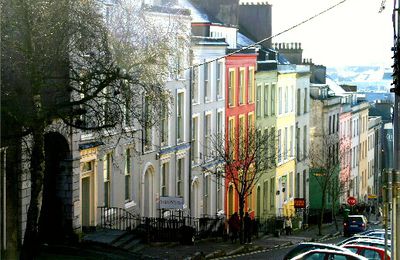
[241,0,394,68]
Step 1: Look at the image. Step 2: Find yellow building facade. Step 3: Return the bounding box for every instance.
[274,70,297,217]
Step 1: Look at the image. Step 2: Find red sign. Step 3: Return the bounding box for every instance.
[347,196,357,206]
[294,198,306,208]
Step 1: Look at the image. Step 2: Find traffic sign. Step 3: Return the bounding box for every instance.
[347,196,357,206]
[294,198,306,208]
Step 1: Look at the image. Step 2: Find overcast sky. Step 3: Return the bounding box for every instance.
[241,0,394,68]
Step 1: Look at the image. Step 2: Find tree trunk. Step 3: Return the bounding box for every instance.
[239,197,244,244]
[20,126,45,260]
[318,192,326,236]
[332,196,339,231]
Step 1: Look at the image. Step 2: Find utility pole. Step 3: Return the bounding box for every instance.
[391,1,400,258]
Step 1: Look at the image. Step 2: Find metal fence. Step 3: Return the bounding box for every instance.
[97,207,225,242]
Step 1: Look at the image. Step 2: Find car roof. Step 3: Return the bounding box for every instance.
[344,244,386,251]
[344,238,388,244]
[337,236,384,245]
[291,248,368,260]
[353,234,384,239]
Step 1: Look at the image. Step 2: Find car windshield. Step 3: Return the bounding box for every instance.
[347,217,363,222]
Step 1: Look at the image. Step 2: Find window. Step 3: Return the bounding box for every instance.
[264,84,269,117]
[217,171,222,210]
[161,103,169,146]
[204,113,212,159]
[329,116,332,135]
[177,158,184,196]
[239,115,245,159]
[216,62,222,99]
[229,117,236,158]
[216,111,224,147]
[204,62,210,101]
[192,116,199,164]
[248,113,254,135]
[296,172,300,198]
[296,126,301,159]
[104,153,112,207]
[124,93,132,127]
[239,68,245,105]
[203,175,209,215]
[303,126,307,160]
[333,114,336,133]
[177,92,184,142]
[336,113,339,132]
[297,89,301,116]
[285,86,289,113]
[256,85,262,118]
[144,95,152,150]
[125,149,131,201]
[192,67,199,103]
[161,162,169,196]
[271,84,276,115]
[284,127,288,160]
[228,69,235,107]
[263,181,268,211]
[270,177,275,208]
[248,67,255,103]
[304,88,308,113]
[290,126,294,158]
[278,129,282,162]
[278,87,283,115]
[289,172,293,198]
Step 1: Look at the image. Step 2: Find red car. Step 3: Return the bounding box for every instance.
[343,244,390,260]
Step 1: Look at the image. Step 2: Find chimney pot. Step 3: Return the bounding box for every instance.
[299,43,302,49]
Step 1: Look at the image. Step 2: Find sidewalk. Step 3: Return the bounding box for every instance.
[137,221,343,260]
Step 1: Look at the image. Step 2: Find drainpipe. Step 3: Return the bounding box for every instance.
[188,66,193,216]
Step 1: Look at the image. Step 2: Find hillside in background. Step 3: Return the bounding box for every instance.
[327,66,392,92]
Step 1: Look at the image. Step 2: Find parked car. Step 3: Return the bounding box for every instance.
[337,235,383,246]
[339,238,391,252]
[283,242,351,260]
[290,248,368,260]
[355,231,391,240]
[343,215,368,236]
[343,244,390,260]
[358,229,385,236]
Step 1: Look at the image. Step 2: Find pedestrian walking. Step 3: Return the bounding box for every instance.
[228,212,240,243]
[243,212,252,244]
[284,216,293,235]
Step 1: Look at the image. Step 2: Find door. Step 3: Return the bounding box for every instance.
[82,177,91,227]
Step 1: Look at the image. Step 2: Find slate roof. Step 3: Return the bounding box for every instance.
[177,0,211,22]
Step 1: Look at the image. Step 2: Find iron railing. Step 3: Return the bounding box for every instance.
[98,206,140,231]
[97,207,226,242]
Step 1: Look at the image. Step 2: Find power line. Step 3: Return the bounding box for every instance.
[185,0,348,71]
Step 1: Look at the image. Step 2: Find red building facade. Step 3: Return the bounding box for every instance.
[224,52,257,217]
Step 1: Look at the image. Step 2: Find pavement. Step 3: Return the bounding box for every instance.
[137,220,345,260]
[38,214,383,260]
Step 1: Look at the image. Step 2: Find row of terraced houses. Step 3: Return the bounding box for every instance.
[1,0,384,256]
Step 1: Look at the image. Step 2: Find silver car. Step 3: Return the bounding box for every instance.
[290,248,368,260]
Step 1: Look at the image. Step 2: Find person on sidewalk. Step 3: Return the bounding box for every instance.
[284,216,293,235]
[243,212,252,244]
[228,212,240,243]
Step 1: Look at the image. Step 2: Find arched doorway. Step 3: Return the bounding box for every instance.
[228,185,234,216]
[256,186,261,218]
[191,179,199,218]
[143,166,154,217]
[39,132,72,243]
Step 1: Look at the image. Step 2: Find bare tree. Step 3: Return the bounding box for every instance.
[309,136,348,235]
[1,0,185,258]
[202,126,276,243]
